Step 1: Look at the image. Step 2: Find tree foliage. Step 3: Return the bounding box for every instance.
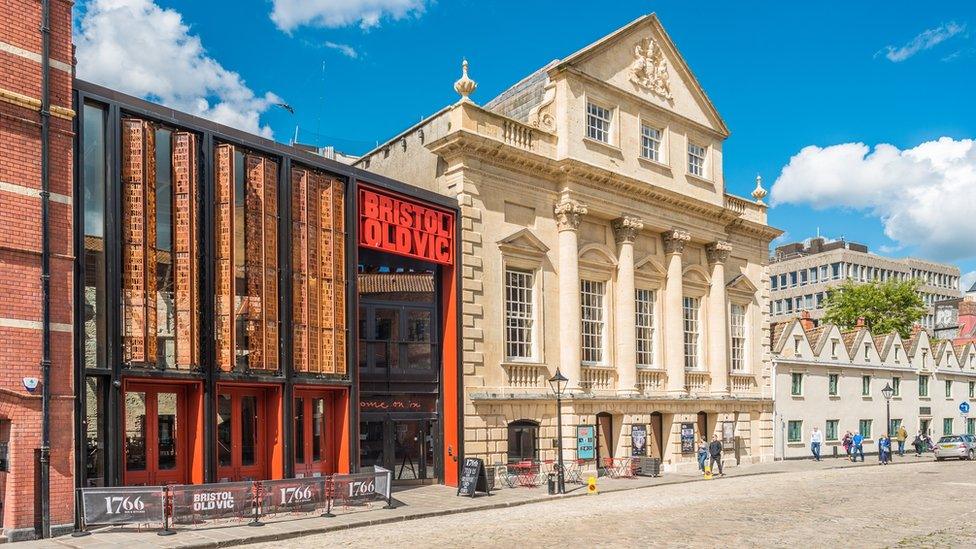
[822,278,927,338]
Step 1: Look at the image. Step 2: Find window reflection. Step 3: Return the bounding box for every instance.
[83,103,107,369]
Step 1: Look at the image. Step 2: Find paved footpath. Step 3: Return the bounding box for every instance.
[25,455,942,548]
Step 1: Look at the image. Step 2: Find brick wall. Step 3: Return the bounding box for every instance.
[0,0,76,538]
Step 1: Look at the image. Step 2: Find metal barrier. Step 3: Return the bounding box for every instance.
[74,469,395,536]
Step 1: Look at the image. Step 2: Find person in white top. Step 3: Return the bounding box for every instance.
[810,427,823,461]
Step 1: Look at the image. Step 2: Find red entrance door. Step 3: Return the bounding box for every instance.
[294,392,334,477]
[216,387,267,481]
[123,384,188,485]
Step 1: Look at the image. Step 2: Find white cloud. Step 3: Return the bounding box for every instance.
[962,271,976,293]
[771,138,976,262]
[270,0,427,32]
[75,0,280,138]
[877,21,967,62]
[324,41,359,58]
[877,244,904,254]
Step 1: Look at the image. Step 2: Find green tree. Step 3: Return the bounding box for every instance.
[822,278,927,338]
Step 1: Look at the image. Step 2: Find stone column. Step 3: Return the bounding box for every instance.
[555,197,587,391]
[613,216,644,396]
[706,241,732,396]
[663,229,691,394]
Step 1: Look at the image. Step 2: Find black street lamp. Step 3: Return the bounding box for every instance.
[882,382,894,446]
[548,369,568,494]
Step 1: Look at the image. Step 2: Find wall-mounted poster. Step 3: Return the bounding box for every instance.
[680,422,695,453]
[722,421,735,445]
[631,424,647,457]
[577,425,596,460]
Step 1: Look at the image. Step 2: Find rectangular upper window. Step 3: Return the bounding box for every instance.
[683,296,700,370]
[504,268,535,361]
[586,102,612,143]
[946,379,953,398]
[892,376,901,396]
[640,124,663,162]
[862,375,871,396]
[919,375,929,397]
[635,289,656,367]
[687,141,706,177]
[828,374,838,396]
[580,279,606,364]
[791,372,803,396]
[730,304,746,371]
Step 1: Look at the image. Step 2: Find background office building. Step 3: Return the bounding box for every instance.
[358,15,780,472]
[769,237,961,330]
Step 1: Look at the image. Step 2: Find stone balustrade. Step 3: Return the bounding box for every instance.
[503,363,548,389]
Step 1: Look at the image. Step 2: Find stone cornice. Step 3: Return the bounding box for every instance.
[426,125,777,238]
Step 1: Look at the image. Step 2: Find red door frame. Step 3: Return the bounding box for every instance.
[216,383,281,481]
[122,379,202,486]
[293,388,343,477]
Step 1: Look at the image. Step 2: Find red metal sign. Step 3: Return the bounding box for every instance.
[358,186,454,265]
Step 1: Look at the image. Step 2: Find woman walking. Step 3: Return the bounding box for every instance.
[697,436,709,473]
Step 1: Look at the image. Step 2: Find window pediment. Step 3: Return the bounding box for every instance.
[498,228,549,259]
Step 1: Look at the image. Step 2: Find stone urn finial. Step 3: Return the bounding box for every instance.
[752,174,768,205]
[454,58,477,103]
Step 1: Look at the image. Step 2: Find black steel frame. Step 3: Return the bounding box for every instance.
[71,80,461,494]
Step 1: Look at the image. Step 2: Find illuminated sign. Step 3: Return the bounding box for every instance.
[359,186,454,265]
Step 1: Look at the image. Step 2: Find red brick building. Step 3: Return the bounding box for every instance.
[0,0,76,539]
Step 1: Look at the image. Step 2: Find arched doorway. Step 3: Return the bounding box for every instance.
[596,412,614,467]
[697,411,709,443]
[648,412,664,460]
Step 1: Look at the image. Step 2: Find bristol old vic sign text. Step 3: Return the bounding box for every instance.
[359,185,454,265]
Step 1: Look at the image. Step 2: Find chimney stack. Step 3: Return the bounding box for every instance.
[855,317,866,329]
[799,310,816,331]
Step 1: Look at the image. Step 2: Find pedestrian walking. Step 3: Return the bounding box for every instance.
[879,434,891,465]
[697,436,708,473]
[913,431,924,457]
[896,425,908,457]
[842,431,853,460]
[923,433,935,453]
[810,427,823,461]
[852,432,865,462]
[708,435,725,476]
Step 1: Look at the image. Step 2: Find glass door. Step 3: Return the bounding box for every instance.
[294,392,333,477]
[123,384,187,485]
[216,387,267,481]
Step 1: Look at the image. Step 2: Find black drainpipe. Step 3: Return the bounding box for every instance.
[38,0,53,539]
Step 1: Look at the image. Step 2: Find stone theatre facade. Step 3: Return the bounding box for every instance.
[358,15,781,471]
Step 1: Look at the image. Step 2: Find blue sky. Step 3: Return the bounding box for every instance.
[74,0,976,284]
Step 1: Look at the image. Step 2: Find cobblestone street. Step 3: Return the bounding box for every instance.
[247,460,976,548]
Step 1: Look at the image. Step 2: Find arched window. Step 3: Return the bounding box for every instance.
[507,420,539,464]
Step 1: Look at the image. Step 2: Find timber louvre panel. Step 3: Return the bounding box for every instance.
[291,167,345,376]
[214,144,235,371]
[173,132,200,367]
[244,154,279,372]
[121,119,157,364]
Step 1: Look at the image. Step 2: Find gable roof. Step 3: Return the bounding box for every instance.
[547,13,730,137]
[771,320,798,355]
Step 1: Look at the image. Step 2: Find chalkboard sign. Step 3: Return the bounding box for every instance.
[457,457,490,497]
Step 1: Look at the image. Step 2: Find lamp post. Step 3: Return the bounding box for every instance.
[549,369,568,494]
[882,382,894,447]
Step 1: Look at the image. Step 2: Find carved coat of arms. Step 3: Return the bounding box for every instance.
[629,37,673,100]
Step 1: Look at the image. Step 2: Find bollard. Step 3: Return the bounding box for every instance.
[703,465,713,480]
[547,473,556,495]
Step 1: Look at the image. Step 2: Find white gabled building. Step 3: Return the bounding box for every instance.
[772,314,976,459]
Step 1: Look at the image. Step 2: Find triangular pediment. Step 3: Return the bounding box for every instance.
[498,228,549,257]
[726,273,758,294]
[557,14,729,136]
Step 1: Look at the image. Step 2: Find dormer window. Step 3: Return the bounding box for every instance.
[864,343,870,361]
[894,345,901,363]
[586,101,612,143]
[793,335,801,355]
